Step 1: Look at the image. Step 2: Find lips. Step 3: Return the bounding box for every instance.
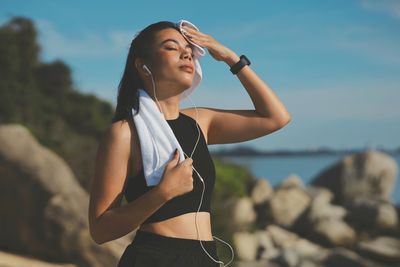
[179,64,194,73]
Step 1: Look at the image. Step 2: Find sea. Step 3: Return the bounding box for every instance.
[218,153,400,205]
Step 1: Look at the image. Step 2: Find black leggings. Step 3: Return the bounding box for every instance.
[117,229,221,267]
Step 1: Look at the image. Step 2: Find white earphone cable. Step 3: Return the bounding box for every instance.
[147,65,234,267]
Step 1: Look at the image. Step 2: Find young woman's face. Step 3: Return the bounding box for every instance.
[150,28,195,90]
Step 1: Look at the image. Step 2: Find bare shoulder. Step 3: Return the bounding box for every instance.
[89,119,135,233]
[180,107,212,144]
[103,119,133,149]
[101,120,135,161]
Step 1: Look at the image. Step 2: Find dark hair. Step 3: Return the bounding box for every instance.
[111,21,180,123]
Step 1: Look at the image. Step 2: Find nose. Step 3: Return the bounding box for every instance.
[182,50,193,61]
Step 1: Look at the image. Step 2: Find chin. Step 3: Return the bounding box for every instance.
[179,79,193,90]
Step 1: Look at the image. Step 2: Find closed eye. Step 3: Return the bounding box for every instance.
[167,47,194,58]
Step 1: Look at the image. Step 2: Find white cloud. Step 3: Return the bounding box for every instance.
[279,82,400,120]
[328,25,400,65]
[109,30,138,50]
[173,80,400,121]
[359,0,400,19]
[35,18,138,59]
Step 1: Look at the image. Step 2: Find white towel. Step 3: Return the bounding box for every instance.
[132,19,205,186]
[177,19,206,100]
[132,88,185,186]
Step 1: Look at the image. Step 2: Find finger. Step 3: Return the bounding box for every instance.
[182,26,206,37]
[185,32,207,41]
[186,158,193,165]
[188,35,207,45]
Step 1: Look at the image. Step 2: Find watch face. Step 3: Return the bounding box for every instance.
[241,55,250,65]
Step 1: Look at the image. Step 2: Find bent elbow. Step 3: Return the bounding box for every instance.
[89,222,107,245]
[90,230,107,245]
[277,116,291,128]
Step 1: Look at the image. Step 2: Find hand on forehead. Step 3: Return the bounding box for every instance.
[176,19,205,58]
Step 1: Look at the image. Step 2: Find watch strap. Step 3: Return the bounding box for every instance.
[230,55,251,75]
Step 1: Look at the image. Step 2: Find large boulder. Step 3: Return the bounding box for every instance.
[232,231,259,261]
[302,186,356,247]
[249,178,273,205]
[266,225,326,259]
[232,229,287,262]
[268,176,311,227]
[0,124,133,267]
[345,197,398,232]
[357,236,400,264]
[310,150,398,205]
[0,251,77,267]
[314,219,356,247]
[320,247,389,267]
[306,186,347,223]
[222,196,257,231]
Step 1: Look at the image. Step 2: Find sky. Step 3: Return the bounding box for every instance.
[1,0,399,152]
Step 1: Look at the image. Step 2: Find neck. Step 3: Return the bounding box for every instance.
[142,81,182,120]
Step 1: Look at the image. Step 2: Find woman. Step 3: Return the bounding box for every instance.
[88,20,291,267]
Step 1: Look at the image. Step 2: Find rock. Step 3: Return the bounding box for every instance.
[232,231,259,261]
[297,260,319,267]
[300,186,357,247]
[266,225,326,258]
[0,251,77,267]
[0,124,132,267]
[223,197,257,231]
[307,187,347,223]
[273,248,300,267]
[346,197,398,230]
[357,236,400,264]
[320,247,389,267]
[310,150,398,204]
[314,219,356,247]
[267,225,298,247]
[377,202,398,229]
[250,178,273,205]
[278,174,304,189]
[268,184,311,227]
[254,230,280,260]
[306,186,334,203]
[233,260,278,267]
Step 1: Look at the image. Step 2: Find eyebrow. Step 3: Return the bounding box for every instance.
[160,38,192,50]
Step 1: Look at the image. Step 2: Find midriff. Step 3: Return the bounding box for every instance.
[139,211,214,241]
[129,114,214,241]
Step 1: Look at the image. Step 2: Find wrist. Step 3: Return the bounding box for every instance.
[154,185,171,202]
[225,52,240,67]
[229,55,251,75]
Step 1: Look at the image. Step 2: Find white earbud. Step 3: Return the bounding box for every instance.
[142,64,151,75]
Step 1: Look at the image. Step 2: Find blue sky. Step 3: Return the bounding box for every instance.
[1,0,399,152]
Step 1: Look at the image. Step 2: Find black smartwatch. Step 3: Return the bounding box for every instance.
[230,55,251,75]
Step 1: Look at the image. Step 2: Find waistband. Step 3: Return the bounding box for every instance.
[132,229,218,257]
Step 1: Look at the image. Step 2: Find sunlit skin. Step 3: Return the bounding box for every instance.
[134,28,215,240]
[134,28,196,120]
[88,24,291,244]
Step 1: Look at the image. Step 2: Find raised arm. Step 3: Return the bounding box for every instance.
[180,26,291,145]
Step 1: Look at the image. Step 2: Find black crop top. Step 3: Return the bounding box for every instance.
[112,110,216,224]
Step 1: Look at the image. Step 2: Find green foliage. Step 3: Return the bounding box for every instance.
[0,16,115,189]
[213,156,253,201]
[210,156,255,264]
[34,60,73,97]
[0,18,259,259]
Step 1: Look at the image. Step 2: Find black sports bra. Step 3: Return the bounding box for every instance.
[114,110,216,224]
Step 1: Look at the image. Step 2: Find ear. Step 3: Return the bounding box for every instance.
[134,58,149,76]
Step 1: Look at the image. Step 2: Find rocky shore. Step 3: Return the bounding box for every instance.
[0,123,399,267]
[0,124,131,267]
[226,147,400,267]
